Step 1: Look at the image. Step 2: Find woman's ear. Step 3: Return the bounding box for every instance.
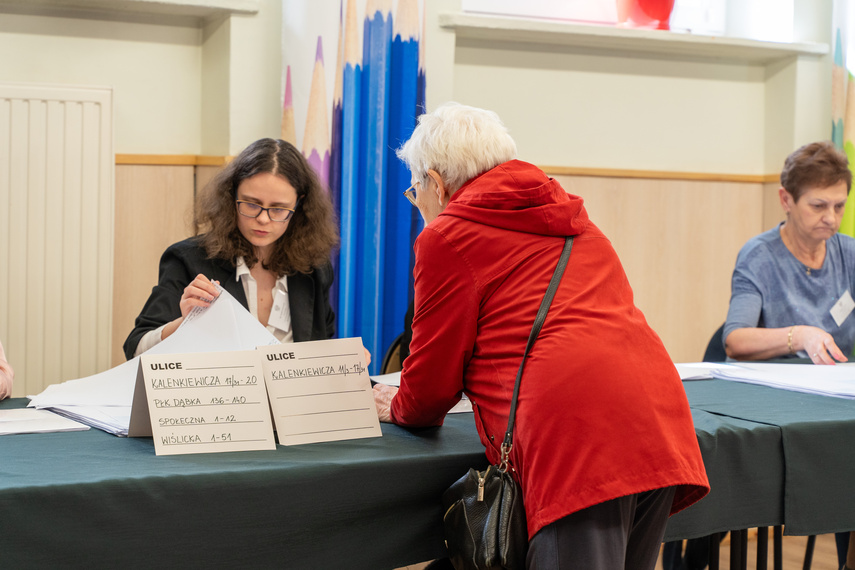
[426,169,449,206]
[779,186,792,214]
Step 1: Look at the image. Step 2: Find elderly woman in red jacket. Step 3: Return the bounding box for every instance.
[373,102,709,569]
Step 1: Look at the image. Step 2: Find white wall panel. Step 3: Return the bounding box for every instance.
[0,82,113,396]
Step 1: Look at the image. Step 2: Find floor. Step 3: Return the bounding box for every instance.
[397,532,842,570]
[653,532,841,570]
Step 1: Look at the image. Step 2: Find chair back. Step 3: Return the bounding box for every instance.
[704,324,727,362]
[380,332,405,374]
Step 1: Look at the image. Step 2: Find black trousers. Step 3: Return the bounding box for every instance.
[527,486,677,570]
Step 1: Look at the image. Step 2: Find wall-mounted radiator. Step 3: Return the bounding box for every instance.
[0,82,113,397]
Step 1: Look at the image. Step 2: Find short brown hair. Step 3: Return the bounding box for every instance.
[780,141,852,201]
[194,138,339,277]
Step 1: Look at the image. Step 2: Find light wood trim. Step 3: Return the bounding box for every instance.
[115,154,230,166]
[540,165,780,184]
[114,156,779,183]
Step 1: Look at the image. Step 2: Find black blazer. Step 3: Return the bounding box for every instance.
[123,237,335,360]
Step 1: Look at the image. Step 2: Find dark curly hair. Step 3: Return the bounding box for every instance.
[781,141,852,202]
[194,138,339,276]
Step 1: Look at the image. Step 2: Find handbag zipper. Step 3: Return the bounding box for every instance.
[477,467,490,501]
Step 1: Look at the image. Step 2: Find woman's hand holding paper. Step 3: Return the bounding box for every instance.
[179,274,221,317]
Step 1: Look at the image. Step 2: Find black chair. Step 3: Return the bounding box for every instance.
[703,324,726,362]
[380,332,404,375]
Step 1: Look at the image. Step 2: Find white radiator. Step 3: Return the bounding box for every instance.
[0,82,114,397]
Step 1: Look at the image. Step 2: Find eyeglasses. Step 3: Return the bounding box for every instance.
[403,183,417,206]
[236,200,297,222]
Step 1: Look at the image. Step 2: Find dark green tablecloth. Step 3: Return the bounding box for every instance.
[663,407,783,541]
[0,398,489,569]
[2,376,852,568]
[683,379,855,535]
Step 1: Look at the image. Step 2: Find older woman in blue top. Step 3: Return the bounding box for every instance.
[725,141,855,365]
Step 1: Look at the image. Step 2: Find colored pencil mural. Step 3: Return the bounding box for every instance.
[287,0,425,373]
[357,0,394,369]
[384,0,420,352]
[338,0,363,341]
[411,6,426,295]
[833,1,855,237]
[304,37,331,189]
[281,66,296,145]
[329,2,345,316]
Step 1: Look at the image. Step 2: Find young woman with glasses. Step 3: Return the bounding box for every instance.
[123,138,344,360]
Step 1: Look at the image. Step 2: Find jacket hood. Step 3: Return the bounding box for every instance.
[438,160,588,237]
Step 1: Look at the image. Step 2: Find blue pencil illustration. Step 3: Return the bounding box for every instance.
[337,0,363,339]
[384,0,420,358]
[329,1,345,318]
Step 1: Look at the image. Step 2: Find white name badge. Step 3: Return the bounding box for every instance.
[268,288,291,332]
[830,289,855,327]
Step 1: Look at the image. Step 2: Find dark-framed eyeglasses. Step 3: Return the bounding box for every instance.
[403,183,417,207]
[236,200,297,222]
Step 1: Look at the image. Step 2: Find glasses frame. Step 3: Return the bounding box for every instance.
[235,199,297,223]
[403,183,417,207]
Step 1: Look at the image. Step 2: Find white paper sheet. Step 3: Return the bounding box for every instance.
[28,287,280,435]
[711,362,855,399]
[370,371,474,414]
[674,362,742,381]
[0,408,90,435]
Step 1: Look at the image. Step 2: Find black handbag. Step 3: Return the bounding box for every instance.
[441,236,574,570]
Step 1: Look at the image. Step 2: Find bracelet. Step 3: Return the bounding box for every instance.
[787,325,796,354]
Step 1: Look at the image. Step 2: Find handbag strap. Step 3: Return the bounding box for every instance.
[499,236,574,471]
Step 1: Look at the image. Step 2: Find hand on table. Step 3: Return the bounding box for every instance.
[0,361,12,400]
[372,383,398,423]
[0,340,13,400]
[795,325,848,365]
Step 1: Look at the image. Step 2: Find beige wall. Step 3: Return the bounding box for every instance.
[454,43,768,174]
[0,13,203,154]
[227,2,284,155]
[555,174,764,362]
[0,0,283,155]
[1,0,839,390]
[426,0,833,176]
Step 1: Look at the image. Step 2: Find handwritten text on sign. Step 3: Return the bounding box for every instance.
[258,337,381,446]
[140,351,276,455]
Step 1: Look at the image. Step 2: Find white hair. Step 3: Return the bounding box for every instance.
[396,102,518,193]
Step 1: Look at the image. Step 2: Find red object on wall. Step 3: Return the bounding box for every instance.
[616,0,676,30]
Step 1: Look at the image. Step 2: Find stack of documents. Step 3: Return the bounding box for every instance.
[0,408,90,436]
[709,362,855,399]
[675,363,726,381]
[28,288,280,436]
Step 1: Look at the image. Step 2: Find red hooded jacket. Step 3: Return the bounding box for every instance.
[391,159,709,538]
